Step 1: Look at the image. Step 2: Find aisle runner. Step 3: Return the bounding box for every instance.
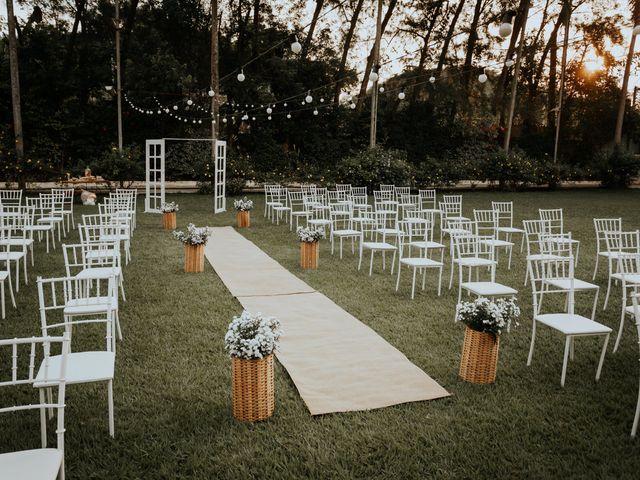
[205,227,450,415]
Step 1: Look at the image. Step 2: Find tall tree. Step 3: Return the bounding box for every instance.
[461,0,485,91]
[435,0,466,74]
[333,0,365,103]
[302,0,325,59]
[5,0,25,182]
[553,0,571,163]
[613,0,640,145]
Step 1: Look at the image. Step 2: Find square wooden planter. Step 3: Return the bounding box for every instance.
[300,241,319,269]
[163,211,177,230]
[231,355,274,422]
[184,244,205,272]
[237,210,251,228]
[459,327,500,384]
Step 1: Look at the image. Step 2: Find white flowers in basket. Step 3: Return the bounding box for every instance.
[172,223,210,245]
[161,201,179,213]
[456,297,520,338]
[233,197,254,211]
[296,226,324,243]
[224,311,282,360]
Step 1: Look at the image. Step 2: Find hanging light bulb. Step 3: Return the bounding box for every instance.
[287,113,292,119]
[223,117,228,123]
[192,120,196,124]
[266,107,273,114]
[350,103,356,109]
[379,86,385,93]
[268,116,272,120]
[173,105,178,110]
[252,116,256,121]
[478,68,488,83]
[305,92,313,103]
[398,91,405,100]
[634,25,640,36]
[284,102,288,107]
[187,99,193,106]
[370,70,379,83]
[198,120,202,124]
[237,69,246,82]
[499,12,515,38]
[429,76,436,84]
[208,89,215,97]
[313,109,319,115]
[320,98,325,103]
[505,57,515,68]
[291,35,302,54]
[164,108,169,113]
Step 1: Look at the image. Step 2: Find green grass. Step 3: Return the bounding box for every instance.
[2,189,640,479]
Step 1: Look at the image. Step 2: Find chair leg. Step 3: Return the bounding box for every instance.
[107,380,115,438]
[39,388,47,448]
[1,281,5,319]
[395,261,401,292]
[632,375,640,438]
[7,271,16,308]
[613,290,627,353]
[527,320,537,366]
[411,268,417,299]
[591,288,599,320]
[437,267,442,296]
[603,258,613,310]
[561,336,572,387]
[119,276,126,302]
[520,234,524,253]
[369,251,374,276]
[592,254,600,281]
[595,334,610,382]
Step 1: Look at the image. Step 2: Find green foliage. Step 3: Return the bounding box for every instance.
[335,147,414,190]
[593,147,640,188]
[92,145,144,187]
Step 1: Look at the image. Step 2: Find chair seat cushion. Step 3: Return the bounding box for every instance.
[0,271,8,280]
[611,273,640,284]
[0,252,25,261]
[333,229,360,237]
[308,220,331,226]
[526,254,563,261]
[455,257,496,267]
[481,239,514,248]
[461,281,517,297]
[0,448,63,480]
[410,240,445,250]
[550,237,579,245]
[35,351,115,387]
[64,296,116,315]
[535,313,611,335]
[362,242,396,251]
[3,239,34,247]
[400,258,442,268]
[377,228,402,236]
[75,267,121,280]
[543,278,598,291]
[497,227,524,234]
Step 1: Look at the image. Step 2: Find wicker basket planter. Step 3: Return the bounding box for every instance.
[237,211,251,228]
[300,241,319,269]
[184,244,205,273]
[459,327,500,384]
[231,355,275,422]
[163,211,177,230]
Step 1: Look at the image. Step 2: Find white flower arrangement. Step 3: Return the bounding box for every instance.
[456,297,520,338]
[233,197,254,212]
[296,226,324,243]
[161,201,179,213]
[224,310,282,360]
[172,223,210,245]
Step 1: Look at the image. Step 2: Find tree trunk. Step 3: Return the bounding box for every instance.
[614,32,637,145]
[462,0,484,91]
[63,0,87,71]
[6,0,25,187]
[410,0,444,102]
[547,34,557,131]
[355,0,398,111]
[211,0,220,139]
[302,0,325,59]
[333,0,365,104]
[553,1,571,163]
[252,0,260,57]
[435,0,466,74]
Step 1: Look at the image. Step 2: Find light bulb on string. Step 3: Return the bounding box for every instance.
[252,116,256,121]
[208,89,215,97]
[505,57,515,68]
[313,109,318,116]
[237,69,246,82]
[192,120,196,124]
[222,117,228,123]
[350,103,356,110]
[478,68,488,83]
[266,107,273,114]
[291,35,302,54]
[157,110,161,114]
[173,105,178,110]
[398,91,405,100]
[287,113,292,119]
[379,86,385,93]
[284,102,287,107]
[268,116,272,120]
[320,98,324,103]
[370,71,379,83]
[305,91,313,103]
[187,99,193,106]
[499,11,515,38]
[429,76,436,84]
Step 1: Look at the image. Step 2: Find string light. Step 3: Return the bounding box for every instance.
[397,91,405,100]
[305,91,313,103]
[187,99,193,106]
[266,107,273,114]
[499,12,515,38]
[478,68,488,83]
[237,69,246,82]
[505,57,515,68]
[429,76,436,84]
[208,88,215,97]
[291,36,302,54]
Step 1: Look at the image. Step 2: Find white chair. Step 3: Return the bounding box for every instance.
[539,233,599,320]
[271,187,291,225]
[395,220,443,299]
[25,197,55,253]
[592,218,622,281]
[0,212,27,292]
[335,184,352,201]
[526,255,611,387]
[630,293,640,438]
[418,189,437,211]
[38,193,65,243]
[52,188,75,232]
[0,334,70,480]
[63,242,125,302]
[373,190,397,211]
[264,184,282,220]
[492,201,525,253]
[474,209,514,269]
[0,244,16,319]
[0,189,23,206]
[452,233,516,307]
[329,202,360,258]
[36,275,118,437]
[522,219,563,286]
[398,194,419,219]
[358,210,399,276]
[439,197,468,243]
[539,208,580,264]
[85,212,130,265]
[603,230,640,311]
[404,210,445,265]
[608,249,640,353]
[288,191,308,231]
[115,188,138,232]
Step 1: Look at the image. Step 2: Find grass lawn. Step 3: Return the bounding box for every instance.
[2,189,640,479]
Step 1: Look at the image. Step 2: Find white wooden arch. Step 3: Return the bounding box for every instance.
[145,138,227,214]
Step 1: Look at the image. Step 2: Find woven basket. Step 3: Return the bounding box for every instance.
[300,241,319,269]
[184,244,205,273]
[459,326,500,384]
[163,211,177,230]
[237,210,251,228]
[231,355,274,422]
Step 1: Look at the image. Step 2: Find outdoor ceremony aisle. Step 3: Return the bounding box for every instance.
[205,227,450,415]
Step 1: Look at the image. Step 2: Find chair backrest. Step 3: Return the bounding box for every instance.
[523,219,544,256]
[615,252,640,277]
[399,194,419,207]
[300,184,317,195]
[374,209,398,234]
[380,184,395,193]
[0,334,69,454]
[37,275,117,353]
[348,194,369,211]
[453,234,493,262]
[52,188,74,212]
[604,229,639,256]
[351,186,367,196]
[442,194,462,205]
[394,186,410,200]
[335,184,352,200]
[539,208,564,235]
[593,218,622,254]
[539,232,573,257]
[40,193,65,219]
[0,189,23,206]
[440,200,462,219]
[492,201,515,228]
[418,189,436,210]
[528,255,576,315]
[330,202,353,230]
[288,191,305,211]
[473,209,498,239]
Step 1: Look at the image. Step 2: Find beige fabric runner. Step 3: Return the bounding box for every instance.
[205,227,450,415]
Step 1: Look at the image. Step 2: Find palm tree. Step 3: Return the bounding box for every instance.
[613,0,640,146]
